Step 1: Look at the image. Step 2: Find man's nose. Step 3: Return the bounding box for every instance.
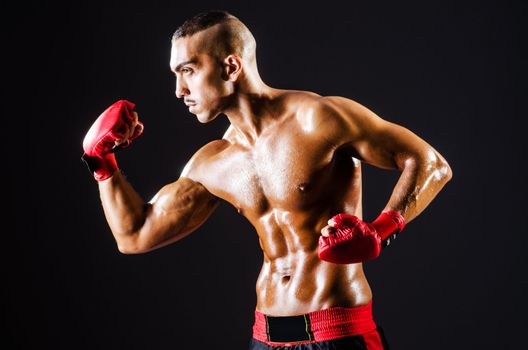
[175,79,189,99]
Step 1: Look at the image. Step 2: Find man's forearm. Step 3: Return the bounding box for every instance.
[98,171,148,246]
[383,149,452,223]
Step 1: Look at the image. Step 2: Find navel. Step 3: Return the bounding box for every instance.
[281,275,291,284]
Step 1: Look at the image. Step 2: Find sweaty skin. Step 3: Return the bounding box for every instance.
[96,21,452,317]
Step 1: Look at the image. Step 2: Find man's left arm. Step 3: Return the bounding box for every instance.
[316,96,453,263]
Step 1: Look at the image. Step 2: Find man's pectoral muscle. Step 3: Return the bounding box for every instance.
[99,172,219,254]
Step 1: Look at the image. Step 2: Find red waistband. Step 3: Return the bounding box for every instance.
[252,301,377,345]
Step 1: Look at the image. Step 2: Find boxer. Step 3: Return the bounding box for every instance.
[82,11,452,349]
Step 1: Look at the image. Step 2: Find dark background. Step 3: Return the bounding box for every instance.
[7,0,526,349]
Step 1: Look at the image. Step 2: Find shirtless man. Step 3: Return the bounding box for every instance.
[81,10,452,350]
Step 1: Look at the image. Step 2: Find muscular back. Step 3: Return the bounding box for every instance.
[184,91,373,315]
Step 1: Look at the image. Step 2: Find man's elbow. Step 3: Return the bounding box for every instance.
[118,244,142,255]
[430,150,453,184]
[442,162,453,182]
[116,236,149,255]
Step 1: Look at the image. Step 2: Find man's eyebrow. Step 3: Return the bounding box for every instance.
[173,59,198,73]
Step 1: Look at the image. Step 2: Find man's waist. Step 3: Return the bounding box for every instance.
[256,262,372,316]
[252,301,377,346]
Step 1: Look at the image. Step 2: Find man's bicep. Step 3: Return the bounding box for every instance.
[351,121,432,170]
[171,177,220,235]
[138,177,219,251]
[149,139,226,238]
[327,97,432,170]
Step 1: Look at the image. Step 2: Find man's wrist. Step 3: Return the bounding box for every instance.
[81,153,118,181]
[370,210,406,247]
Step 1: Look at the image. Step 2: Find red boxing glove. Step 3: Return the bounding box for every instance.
[81,100,143,181]
[318,210,405,264]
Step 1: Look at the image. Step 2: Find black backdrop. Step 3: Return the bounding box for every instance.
[7,0,527,349]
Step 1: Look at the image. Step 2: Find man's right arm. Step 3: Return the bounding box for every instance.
[98,172,219,254]
[82,100,219,254]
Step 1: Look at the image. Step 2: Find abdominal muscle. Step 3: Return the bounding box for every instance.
[254,227,373,316]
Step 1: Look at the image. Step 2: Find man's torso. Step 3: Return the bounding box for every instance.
[187,91,372,315]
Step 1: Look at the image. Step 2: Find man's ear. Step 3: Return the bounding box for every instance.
[223,54,242,82]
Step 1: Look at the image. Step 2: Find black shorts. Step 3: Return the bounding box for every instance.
[249,327,390,349]
[250,301,389,349]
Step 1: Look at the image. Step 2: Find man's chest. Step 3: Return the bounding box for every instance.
[198,132,338,215]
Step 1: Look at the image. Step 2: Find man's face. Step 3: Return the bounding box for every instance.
[170,35,231,123]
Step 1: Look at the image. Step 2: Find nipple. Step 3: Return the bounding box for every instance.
[297,182,311,192]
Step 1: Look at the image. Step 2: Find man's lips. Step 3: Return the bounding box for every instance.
[184,100,196,107]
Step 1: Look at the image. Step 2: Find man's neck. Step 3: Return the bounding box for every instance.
[224,80,280,146]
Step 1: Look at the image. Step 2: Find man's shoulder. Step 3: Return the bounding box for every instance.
[283,93,358,134]
[293,94,362,114]
[276,89,325,112]
[180,138,231,178]
[275,91,355,116]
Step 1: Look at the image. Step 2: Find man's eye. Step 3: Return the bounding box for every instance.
[182,68,192,74]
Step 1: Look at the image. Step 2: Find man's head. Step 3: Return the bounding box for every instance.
[170,10,258,123]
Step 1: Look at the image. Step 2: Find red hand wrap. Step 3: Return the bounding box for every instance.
[370,210,406,241]
[318,214,381,264]
[81,100,143,181]
[318,211,406,264]
[81,153,118,182]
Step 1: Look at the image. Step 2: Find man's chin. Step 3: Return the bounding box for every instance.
[196,111,219,124]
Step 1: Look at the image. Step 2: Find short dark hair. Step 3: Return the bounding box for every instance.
[172,10,235,41]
